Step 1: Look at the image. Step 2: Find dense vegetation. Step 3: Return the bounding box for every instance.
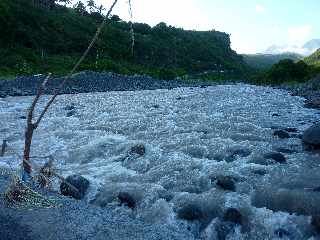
[304,48,320,67]
[249,59,320,85]
[0,0,247,79]
[242,53,302,70]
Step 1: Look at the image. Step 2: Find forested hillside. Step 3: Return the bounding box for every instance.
[304,49,320,67]
[0,0,247,79]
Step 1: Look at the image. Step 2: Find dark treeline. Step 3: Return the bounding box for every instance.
[0,0,247,79]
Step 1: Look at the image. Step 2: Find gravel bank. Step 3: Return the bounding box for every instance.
[0,71,211,97]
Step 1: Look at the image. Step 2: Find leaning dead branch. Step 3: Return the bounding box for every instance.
[22,0,119,177]
[1,140,7,157]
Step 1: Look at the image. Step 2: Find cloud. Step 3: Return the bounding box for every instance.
[288,25,312,45]
[255,4,265,13]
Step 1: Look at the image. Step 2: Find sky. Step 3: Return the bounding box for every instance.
[87,0,320,54]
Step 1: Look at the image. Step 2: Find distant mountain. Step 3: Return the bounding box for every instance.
[304,48,320,67]
[242,53,303,69]
[264,39,320,56]
[303,39,320,52]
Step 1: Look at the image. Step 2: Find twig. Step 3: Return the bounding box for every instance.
[128,0,135,57]
[1,140,7,157]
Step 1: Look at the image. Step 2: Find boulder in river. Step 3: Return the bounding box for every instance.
[60,175,90,200]
[223,208,242,225]
[118,192,136,209]
[263,152,286,163]
[302,123,320,149]
[273,130,290,139]
[129,144,146,156]
[312,215,320,233]
[177,203,203,221]
[216,176,236,191]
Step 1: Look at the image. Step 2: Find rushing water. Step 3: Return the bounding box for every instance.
[0,84,320,239]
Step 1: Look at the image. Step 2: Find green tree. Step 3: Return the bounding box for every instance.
[74,1,87,15]
[87,0,95,13]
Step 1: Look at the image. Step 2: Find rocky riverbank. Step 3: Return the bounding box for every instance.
[0,71,213,98]
[282,74,320,109]
[0,172,194,240]
[1,71,319,111]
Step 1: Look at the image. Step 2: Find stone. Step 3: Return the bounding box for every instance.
[263,152,286,163]
[64,104,75,111]
[177,204,203,221]
[118,192,136,209]
[60,175,90,200]
[252,169,267,176]
[313,186,320,192]
[66,110,76,117]
[129,144,146,156]
[274,228,291,238]
[273,130,290,139]
[302,123,320,149]
[311,215,320,233]
[223,208,242,225]
[216,176,236,191]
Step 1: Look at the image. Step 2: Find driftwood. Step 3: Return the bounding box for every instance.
[22,0,119,176]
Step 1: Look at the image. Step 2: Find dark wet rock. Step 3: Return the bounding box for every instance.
[263,152,286,163]
[60,175,90,200]
[216,176,236,191]
[159,190,174,202]
[118,192,136,209]
[223,208,242,225]
[312,215,320,233]
[274,228,291,238]
[177,204,203,221]
[252,169,268,176]
[305,98,320,109]
[212,154,225,162]
[302,123,320,149]
[152,104,160,109]
[66,110,76,117]
[215,221,234,240]
[176,96,182,100]
[64,104,75,111]
[273,130,290,139]
[129,144,146,156]
[313,186,320,192]
[285,127,298,133]
[275,147,297,154]
[19,116,27,119]
[272,113,280,117]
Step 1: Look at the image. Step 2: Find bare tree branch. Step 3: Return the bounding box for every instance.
[22,0,119,176]
[1,140,7,157]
